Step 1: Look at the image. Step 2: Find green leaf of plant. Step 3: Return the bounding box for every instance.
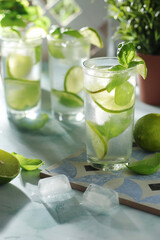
[12,152,45,171]
[117,42,135,67]
[109,64,126,71]
[128,60,144,68]
[127,153,160,175]
[63,29,83,38]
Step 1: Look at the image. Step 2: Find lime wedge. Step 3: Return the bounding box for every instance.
[0,149,20,184]
[64,66,83,93]
[115,81,134,106]
[7,54,33,78]
[5,78,40,110]
[133,55,147,79]
[25,26,47,39]
[51,89,83,108]
[86,121,107,159]
[91,89,134,113]
[79,27,103,48]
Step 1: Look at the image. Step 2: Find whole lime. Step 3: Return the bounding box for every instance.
[0,149,20,184]
[134,113,160,152]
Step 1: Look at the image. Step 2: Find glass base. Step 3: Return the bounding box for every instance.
[54,111,84,122]
[7,105,40,121]
[87,157,129,172]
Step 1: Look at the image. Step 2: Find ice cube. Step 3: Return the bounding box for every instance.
[82,184,119,214]
[38,174,72,203]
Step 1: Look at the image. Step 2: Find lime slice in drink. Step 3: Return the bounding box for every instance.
[48,41,65,59]
[0,149,20,184]
[91,88,134,113]
[86,121,107,160]
[5,78,40,110]
[51,89,83,108]
[115,81,134,106]
[7,54,33,78]
[133,55,147,79]
[64,66,83,93]
[25,26,47,39]
[79,27,103,48]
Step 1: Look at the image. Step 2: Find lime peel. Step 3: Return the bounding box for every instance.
[80,27,103,48]
[0,149,20,185]
[87,121,107,160]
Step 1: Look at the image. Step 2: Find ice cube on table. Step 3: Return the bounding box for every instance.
[38,174,72,203]
[82,184,119,214]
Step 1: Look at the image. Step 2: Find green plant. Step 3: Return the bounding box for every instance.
[105,0,160,55]
[0,0,50,31]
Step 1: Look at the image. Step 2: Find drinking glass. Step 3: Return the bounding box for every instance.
[0,36,42,120]
[83,57,137,171]
[47,34,90,121]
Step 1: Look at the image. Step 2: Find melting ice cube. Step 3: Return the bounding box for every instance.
[82,184,119,214]
[38,174,72,203]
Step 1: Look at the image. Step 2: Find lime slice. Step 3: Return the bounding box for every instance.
[91,89,134,113]
[86,121,107,159]
[79,27,103,48]
[48,41,64,59]
[115,81,134,106]
[25,26,47,39]
[64,66,83,93]
[133,55,147,79]
[51,89,83,108]
[7,54,33,78]
[5,78,40,110]
[0,149,20,184]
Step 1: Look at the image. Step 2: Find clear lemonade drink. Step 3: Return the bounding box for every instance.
[1,37,42,119]
[47,30,90,121]
[83,57,137,171]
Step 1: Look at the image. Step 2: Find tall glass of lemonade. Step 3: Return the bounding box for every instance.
[83,57,137,171]
[1,36,42,120]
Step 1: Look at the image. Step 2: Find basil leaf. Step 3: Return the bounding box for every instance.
[127,153,160,175]
[12,152,45,171]
[117,42,135,67]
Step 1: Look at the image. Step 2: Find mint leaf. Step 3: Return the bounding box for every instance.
[12,152,45,171]
[127,153,160,175]
[117,42,135,67]
[128,60,144,68]
[63,28,83,38]
[109,64,126,71]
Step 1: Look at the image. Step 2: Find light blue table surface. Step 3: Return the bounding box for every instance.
[0,63,160,240]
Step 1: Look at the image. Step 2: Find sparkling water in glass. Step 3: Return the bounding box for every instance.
[1,37,42,120]
[83,57,137,171]
[47,34,90,121]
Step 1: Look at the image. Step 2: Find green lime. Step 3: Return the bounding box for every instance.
[79,27,103,48]
[5,78,40,110]
[0,149,20,184]
[134,113,160,152]
[86,121,107,159]
[133,55,147,79]
[64,66,83,93]
[7,54,33,78]
[115,81,134,106]
[51,89,84,108]
[91,89,134,113]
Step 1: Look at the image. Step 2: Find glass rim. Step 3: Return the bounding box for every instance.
[47,34,89,44]
[83,57,137,74]
[0,35,43,43]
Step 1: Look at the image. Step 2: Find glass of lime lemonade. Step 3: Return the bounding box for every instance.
[1,35,42,120]
[83,57,137,171]
[47,28,91,121]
